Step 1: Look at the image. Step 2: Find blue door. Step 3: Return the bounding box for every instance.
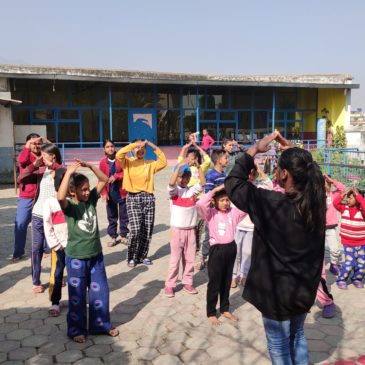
[128,109,157,160]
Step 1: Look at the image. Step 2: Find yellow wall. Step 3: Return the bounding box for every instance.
[317,89,346,128]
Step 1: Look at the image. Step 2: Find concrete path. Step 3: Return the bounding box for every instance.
[0,168,364,365]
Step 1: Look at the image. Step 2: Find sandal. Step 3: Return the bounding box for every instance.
[32,284,45,294]
[48,304,61,317]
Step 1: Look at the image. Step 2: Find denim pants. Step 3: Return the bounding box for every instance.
[106,197,129,238]
[262,313,308,365]
[31,215,47,286]
[13,198,33,259]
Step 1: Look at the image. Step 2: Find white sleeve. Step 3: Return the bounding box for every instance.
[43,200,62,250]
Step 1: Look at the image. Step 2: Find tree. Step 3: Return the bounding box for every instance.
[332,125,347,149]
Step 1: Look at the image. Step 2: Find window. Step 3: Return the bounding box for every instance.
[42,80,69,106]
[32,110,55,120]
[254,88,272,109]
[219,123,236,142]
[276,88,296,109]
[156,86,180,108]
[253,111,268,140]
[59,110,79,120]
[130,85,154,108]
[112,110,128,142]
[58,122,79,143]
[112,85,128,107]
[12,109,30,125]
[231,87,252,108]
[183,110,196,143]
[31,121,56,143]
[205,87,229,109]
[82,110,100,142]
[157,110,180,145]
[200,111,216,121]
[238,111,252,144]
[182,88,197,108]
[72,82,100,106]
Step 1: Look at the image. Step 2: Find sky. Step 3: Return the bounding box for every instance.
[1,0,364,109]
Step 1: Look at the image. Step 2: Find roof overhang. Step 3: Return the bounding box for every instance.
[0,91,22,107]
[0,64,360,89]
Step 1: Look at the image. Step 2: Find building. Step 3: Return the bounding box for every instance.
[0,64,359,181]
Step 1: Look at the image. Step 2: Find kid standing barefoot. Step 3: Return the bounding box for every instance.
[165,161,204,297]
[197,185,246,325]
[58,160,119,343]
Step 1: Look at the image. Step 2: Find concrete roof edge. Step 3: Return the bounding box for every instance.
[0,63,358,88]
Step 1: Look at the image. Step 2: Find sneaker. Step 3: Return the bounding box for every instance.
[127,260,136,268]
[352,280,364,289]
[138,258,152,265]
[107,238,118,247]
[165,287,174,298]
[119,236,128,245]
[322,303,336,318]
[183,284,198,294]
[329,263,341,276]
[336,281,347,289]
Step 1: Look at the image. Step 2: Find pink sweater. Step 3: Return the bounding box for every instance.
[197,191,246,245]
[201,134,215,151]
[326,180,346,227]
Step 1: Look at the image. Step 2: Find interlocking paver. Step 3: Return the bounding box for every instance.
[1,170,365,364]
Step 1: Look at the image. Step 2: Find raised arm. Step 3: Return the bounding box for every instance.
[76,159,108,195]
[147,141,167,172]
[115,142,139,169]
[57,162,80,209]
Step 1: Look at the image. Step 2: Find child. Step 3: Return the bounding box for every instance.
[201,129,215,155]
[43,168,68,317]
[17,143,63,293]
[57,159,119,343]
[333,187,365,289]
[99,139,129,247]
[195,149,228,271]
[232,165,273,288]
[177,140,211,187]
[324,174,345,275]
[116,139,167,267]
[197,185,246,325]
[165,161,204,297]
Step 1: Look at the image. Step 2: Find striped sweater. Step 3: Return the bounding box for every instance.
[43,196,68,251]
[333,193,365,246]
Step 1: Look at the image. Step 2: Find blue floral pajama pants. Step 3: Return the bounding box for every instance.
[66,253,112,337]
[337,245,365,283]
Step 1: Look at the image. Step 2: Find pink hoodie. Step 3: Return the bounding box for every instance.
[326,180,346,227]
[197,190,246,245]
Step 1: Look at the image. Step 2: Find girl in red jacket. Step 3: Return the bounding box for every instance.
[99,140,129,247]
[334,187,365,289]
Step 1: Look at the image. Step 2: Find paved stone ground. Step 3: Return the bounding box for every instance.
[0,168,365,365]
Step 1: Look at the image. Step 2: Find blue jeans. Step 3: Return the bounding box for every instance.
[13,198,33,259]
[262,313,308,365]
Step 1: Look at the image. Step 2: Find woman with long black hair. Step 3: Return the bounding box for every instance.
[225,132,326,365]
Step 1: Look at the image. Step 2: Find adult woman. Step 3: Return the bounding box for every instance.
[225,132,326,365]
[116,139,167,267]
[17,143,63,293]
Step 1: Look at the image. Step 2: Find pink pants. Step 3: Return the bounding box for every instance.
[165,228,196,288]
[316,262,333,306]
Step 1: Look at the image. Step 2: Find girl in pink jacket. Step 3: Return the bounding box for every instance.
[197,185,246,326]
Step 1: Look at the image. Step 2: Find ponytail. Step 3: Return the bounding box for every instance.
[278,148,326,234]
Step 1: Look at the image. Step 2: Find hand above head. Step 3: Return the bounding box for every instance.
[67,161,81,174]
[274,131,293,151]
[26,136,42,149]
[323,174,334,184]
[212,184,225,193]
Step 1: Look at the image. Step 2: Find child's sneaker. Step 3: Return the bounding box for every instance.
[165,287,174,298]
[329,263,340,276]
[322,303,336,318]
[336,281,347,289]
[183,285,198,294]
[352,280,364,289]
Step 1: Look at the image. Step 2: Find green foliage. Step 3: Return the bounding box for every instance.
[332,126,347,149]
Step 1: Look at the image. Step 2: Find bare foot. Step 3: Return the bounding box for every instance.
[231,278,237,288]
[208,316,221,326]
[107,327,119,337]
[221,312,239,322]
[73,335,86,343]
[240,277,246,286]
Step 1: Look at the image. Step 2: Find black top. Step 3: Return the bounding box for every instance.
[225,153,324,321]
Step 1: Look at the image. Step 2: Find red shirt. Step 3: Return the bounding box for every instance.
[17,147,38,199]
